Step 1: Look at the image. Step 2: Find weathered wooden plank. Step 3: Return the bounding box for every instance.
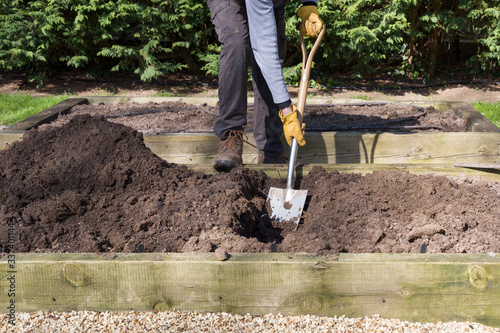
[144,132,500,165]
[80,96,366,107]
[454,162,500,170]
[79,97,456,112]
[303,132,500,164]
[1,253,500,327]
[2,129,499,180]
[144,133,271,165]
[188,163,500,181]
[4,98,88,131]
[144,133,221,165]
[84,96,220,106]
[0,131,24,149]
[450,101,500,133]
[3,129,499,166]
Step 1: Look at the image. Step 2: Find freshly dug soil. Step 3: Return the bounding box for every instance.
[39,101,468,133]
[1,115,499,254]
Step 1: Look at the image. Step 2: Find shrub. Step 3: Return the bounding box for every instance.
[0,0,498,85]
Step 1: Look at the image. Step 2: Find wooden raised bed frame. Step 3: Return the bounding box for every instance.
[1,253,500,327]
[1,97,500,327]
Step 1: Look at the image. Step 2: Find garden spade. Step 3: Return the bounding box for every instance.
[267,25,326,227]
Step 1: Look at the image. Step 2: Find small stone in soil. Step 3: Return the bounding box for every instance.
[215,248,229,261]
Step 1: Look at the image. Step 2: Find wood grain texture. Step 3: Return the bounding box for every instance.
[142,131,500,166]
[188,163,500,181]
[1,253,500,327]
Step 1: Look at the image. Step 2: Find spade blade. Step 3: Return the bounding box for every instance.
[267,187,308,226]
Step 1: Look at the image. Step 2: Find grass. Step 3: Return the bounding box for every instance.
[472,101,500,128]
[0,93,69,126]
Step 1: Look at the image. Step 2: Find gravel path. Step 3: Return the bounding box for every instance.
[2,311,500,332]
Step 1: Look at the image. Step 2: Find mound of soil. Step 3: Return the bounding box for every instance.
[1,116,499,254]
[39,101,467,133]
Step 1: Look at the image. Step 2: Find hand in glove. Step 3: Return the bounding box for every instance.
[296,5,323,37]
[279,105,306,146]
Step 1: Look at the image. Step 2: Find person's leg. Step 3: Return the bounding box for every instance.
[206,0,250,171]
[251,0,288,163]
[206,0,250,140]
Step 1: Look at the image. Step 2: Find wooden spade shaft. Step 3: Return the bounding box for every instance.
[286,26,326,191]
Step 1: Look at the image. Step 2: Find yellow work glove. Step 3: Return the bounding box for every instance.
[279,105,306,146]
[296,5,323,37]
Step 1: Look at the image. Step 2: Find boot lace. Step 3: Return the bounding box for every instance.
[218,129,247,153]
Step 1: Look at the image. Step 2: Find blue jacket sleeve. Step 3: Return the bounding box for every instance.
[245,0,289,106]
[245,0,318,107]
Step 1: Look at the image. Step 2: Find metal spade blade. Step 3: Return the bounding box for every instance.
[267,186,308,226]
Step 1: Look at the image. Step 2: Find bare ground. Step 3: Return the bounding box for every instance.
[0,72,499,103]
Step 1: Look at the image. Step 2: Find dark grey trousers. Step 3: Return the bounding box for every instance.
[206,0,288,159]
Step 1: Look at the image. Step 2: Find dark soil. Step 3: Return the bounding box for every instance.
[1,115,499,255]
[39,101,468,133]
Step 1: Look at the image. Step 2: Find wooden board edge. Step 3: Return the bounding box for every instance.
[143,131,500,166]
[2,252,500,263]
[4,97,89,131]
[187,163,500,181]
[449,101,500,133]
[1,253,500,327]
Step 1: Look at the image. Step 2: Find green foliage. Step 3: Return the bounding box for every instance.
[0,0,213,83]
[0,0,498,84]
[198,44,221,77]
[284,0,500,80]
[282,62,303,86]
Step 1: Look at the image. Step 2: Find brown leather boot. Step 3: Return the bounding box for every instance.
[212,128,245,172]
[258,153,286,164]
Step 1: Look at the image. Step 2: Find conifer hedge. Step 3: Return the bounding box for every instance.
[1,0,498,85]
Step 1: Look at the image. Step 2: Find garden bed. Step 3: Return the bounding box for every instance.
[1,110,499,254]
[1,97,500,326]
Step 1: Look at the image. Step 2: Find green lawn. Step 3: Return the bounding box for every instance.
[0,93,69,126]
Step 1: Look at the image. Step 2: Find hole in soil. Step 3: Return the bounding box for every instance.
[232,208,285,245]
[97,240,113,252]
